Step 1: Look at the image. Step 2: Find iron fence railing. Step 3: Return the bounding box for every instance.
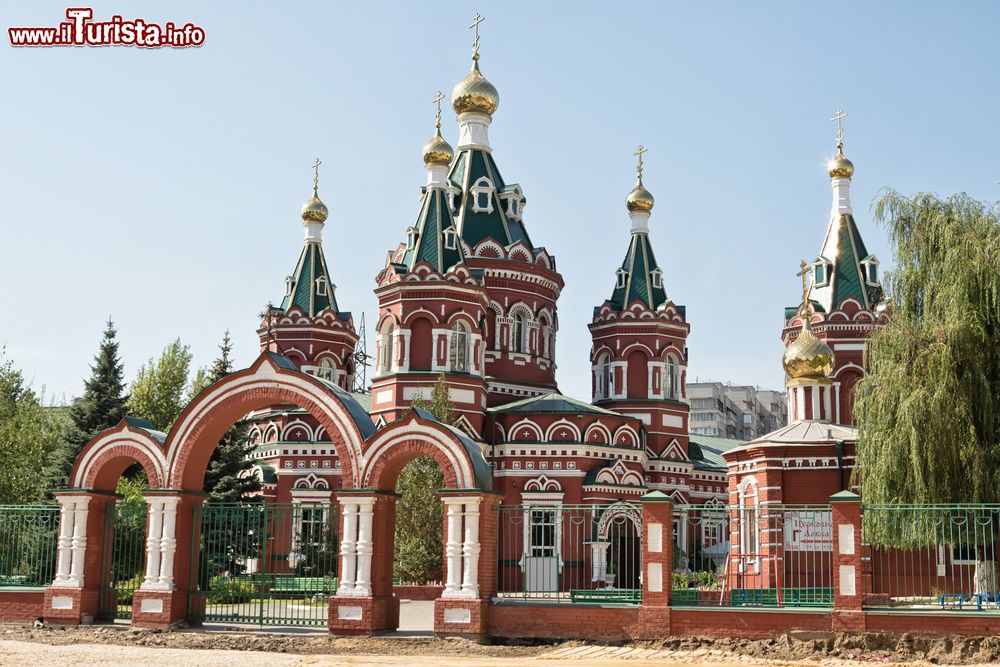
[193,501,339,626]
[496,502,642,605]
[864,504,1000,612]
[671,503,834,608]
[0,505,59,588]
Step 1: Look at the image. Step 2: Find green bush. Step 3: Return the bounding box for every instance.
[693,569,721,590]
[206,576,257,604]
[116,573,144,605]
[672,571,692,590]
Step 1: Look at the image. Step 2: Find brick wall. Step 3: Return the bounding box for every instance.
[0,590,44,622]
[488,603,639,641]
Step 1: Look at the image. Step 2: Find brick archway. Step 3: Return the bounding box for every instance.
[165,352,372,491]
[360,410,487,492]
[70,418,167,492]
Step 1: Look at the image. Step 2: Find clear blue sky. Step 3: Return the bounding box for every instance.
[2,1,998,403]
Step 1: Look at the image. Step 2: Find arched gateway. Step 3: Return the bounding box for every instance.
[44,352,496,636]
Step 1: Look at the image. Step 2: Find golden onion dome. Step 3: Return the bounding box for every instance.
[422,127,454,166]
[828,144,855,179]
[451,56,499,116]
[300,191,328,224]
[782,316,835,380]
[626,181,655,213]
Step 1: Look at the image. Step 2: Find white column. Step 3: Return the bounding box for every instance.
[442,499,464,598]
[590,541,611,584]
[157,497,180,590]
[337,502,358,595]
[52,497,77,586]
[811,385,820,420]
[67,497,91,587]
[461,498,481,598]
[353,498,375,596]
[142,498,164,588]
[795,386,806,422]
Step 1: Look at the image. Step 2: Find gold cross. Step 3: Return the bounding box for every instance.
[469,13,485,57]
[433,90,445,127]
[312,157,322,194]
[796,259,812,312]
[634,144,647,182]
[831,108,848,146]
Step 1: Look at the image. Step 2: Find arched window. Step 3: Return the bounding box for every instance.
[595,353,612,400]
[318,357,335,382]
[665,358,680,400]
[511,313,527,353]
[738,480,760,571]
[449,322,469,372]
[378,323,394,374]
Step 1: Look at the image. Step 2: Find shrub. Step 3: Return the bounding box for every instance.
[206,576,257,604]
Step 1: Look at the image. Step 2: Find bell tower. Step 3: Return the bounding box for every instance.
[588,148,691,458]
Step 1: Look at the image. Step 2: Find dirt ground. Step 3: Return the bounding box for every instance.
[4,625,1000,666]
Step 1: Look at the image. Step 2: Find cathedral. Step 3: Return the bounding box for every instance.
[241,25,885,529]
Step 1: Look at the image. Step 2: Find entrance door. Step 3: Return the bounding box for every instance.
[524,508,559,593]
[195,502,337,627]
[98,501,147,621]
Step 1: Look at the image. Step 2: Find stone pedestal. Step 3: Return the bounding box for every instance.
[434,597,489,639]
[328,595,398,635]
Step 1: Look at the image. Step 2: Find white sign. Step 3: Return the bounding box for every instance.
[784,511,832,551]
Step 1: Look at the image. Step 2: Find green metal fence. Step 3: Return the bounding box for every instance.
[671,503,834,608]
[193,502,338,626]
[496,502,643,605]
[865,504,1000,611]
[98,500,149,620]
[0,505,59,588]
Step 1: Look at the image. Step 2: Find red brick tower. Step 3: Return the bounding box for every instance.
[782,116,888,425]
[369,99,490,435]
[589,148,691,459]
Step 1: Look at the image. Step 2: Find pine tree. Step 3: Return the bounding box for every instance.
[854,192,1000,591]
[43,320,128,493]
[394,374,452,582]
[127,338,192,431]
[202,331,262,502]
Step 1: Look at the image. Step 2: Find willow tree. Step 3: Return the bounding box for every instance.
[853,191,1000,591]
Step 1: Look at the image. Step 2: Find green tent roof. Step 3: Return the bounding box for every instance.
[279,240,346,318]
[400,187,465,273]
[449,147,533,250]
[608,231,669,311]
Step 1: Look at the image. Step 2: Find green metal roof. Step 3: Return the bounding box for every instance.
[400,187,464,273]
[279,241,344,317]
[608,231,669,311]
[488,392,628,418]
[688,434,744,472]
[795,213,883,316]
[448,148,533,250]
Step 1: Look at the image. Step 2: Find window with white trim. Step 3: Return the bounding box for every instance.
[511,313,527,353]
[284,276,294,296]
[651,268,663,289]
[449,322,469,372]
[315,276,329,297]
[378,323,394,374]
[528,508,557,557]
[470,177,495,214]
[616,268,627,289]
[443,228,458,250]
[317,357,335,381]
[405,226,419,249]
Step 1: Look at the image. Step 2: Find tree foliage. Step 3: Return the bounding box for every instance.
[200,331,261,502]
[127,338,192,432]
[43,320,128,493]
[854,192,1000,516]
[394,374,453,582]
[0,351,65,503]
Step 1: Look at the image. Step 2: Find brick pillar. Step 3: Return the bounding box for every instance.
[434,491,500,640]
[43,491,113,625]
[830,490,866,631]
[131,492,203,629]
[329,492,398,635]
[636,490,672,640]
